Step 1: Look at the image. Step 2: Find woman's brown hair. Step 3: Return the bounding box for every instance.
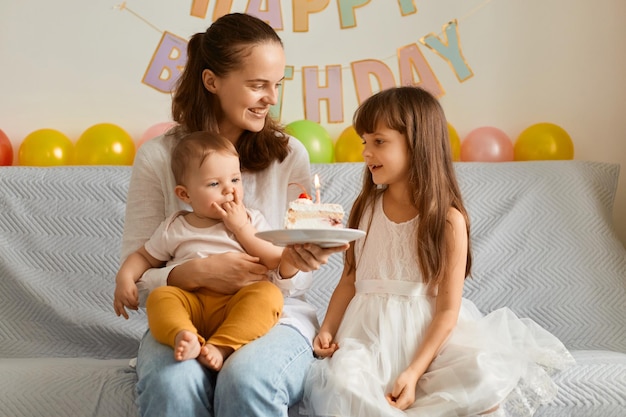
[171,13,289,172]
[347,86,472,285]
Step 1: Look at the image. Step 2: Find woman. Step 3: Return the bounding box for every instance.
[121,13,347,417]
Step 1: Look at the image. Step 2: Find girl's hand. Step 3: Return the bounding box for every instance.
[313,330,339,358]
[385,368,420,410]
[282,242,349,272]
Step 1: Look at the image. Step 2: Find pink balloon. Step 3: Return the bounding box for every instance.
[461,126,514,162]
[138,122,177,148]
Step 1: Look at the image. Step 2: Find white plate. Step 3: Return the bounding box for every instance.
[256,228,366,248]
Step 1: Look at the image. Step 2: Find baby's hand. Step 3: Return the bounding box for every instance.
[216,189,249,233]
[113,280,139,320]
[313,330,339,358]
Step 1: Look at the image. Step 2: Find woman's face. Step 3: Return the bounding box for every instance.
[210,42,286,142]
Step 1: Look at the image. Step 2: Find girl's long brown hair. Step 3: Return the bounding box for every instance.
[171,13,289,172]
[347,86,472,285]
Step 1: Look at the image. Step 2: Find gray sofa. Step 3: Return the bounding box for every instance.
[1,161,625,417]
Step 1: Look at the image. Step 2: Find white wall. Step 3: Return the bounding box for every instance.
[2,0,625,247]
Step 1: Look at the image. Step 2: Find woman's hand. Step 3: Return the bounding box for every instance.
[167,252,269,294]
[282,243,349,273]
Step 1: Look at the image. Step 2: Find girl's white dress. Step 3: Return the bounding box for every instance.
[303,197,574,417]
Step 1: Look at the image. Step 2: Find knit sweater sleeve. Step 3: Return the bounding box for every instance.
[120,135,180,294]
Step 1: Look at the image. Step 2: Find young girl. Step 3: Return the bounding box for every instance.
[303,86,575,417]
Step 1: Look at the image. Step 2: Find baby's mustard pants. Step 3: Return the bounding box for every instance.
[146,281,283,351]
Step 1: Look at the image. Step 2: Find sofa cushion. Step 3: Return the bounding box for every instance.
[0,358,138,417]
[536,350,626,416]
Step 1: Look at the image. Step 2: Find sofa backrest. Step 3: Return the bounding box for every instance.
[307,161,626,353]
[457,161,626,352]
[0,161,624,359]
[0,166,140,359]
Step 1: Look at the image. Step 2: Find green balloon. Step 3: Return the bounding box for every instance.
[286,120,334,163]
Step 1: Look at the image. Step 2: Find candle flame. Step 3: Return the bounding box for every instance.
[314,174,320,188]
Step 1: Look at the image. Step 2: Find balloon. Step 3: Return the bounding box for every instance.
[447,123,461,161]
[18,129,73,166]
[461,126,513,162]
[334,126,364,163]
[286,120,334,163]
[75,123,136,165]
[514,122,574,161]
[0,129,13,166]
[138,121,177,148]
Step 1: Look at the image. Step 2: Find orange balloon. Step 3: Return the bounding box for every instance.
[75,123,135,165]
[447,123,461,161]
[0,129,13,166]
[18,129,73,166]
[514,123,574,161]
[334,126,364,162]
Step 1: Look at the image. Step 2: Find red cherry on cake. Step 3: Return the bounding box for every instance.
[289,183,313,200]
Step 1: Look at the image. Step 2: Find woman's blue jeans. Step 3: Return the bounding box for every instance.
[135,324,314,417]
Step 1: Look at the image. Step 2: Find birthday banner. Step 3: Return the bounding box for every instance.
[119,0,476,125]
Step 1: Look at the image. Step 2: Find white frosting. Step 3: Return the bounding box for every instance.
[287,198,343,213]
[284,198,344,229]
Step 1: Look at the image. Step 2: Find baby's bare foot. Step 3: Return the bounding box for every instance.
[174,330,201,361]
[197,344,233,371]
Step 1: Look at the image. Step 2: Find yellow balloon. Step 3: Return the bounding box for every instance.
[334,126,364,163]
[447,123,461,161]
[514,123,574,161]
[75,123,136,165]
[18,129,73,166]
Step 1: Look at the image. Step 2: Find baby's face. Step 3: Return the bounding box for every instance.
[184,152,243,219]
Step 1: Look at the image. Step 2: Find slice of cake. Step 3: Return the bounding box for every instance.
[284,197,344,229]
